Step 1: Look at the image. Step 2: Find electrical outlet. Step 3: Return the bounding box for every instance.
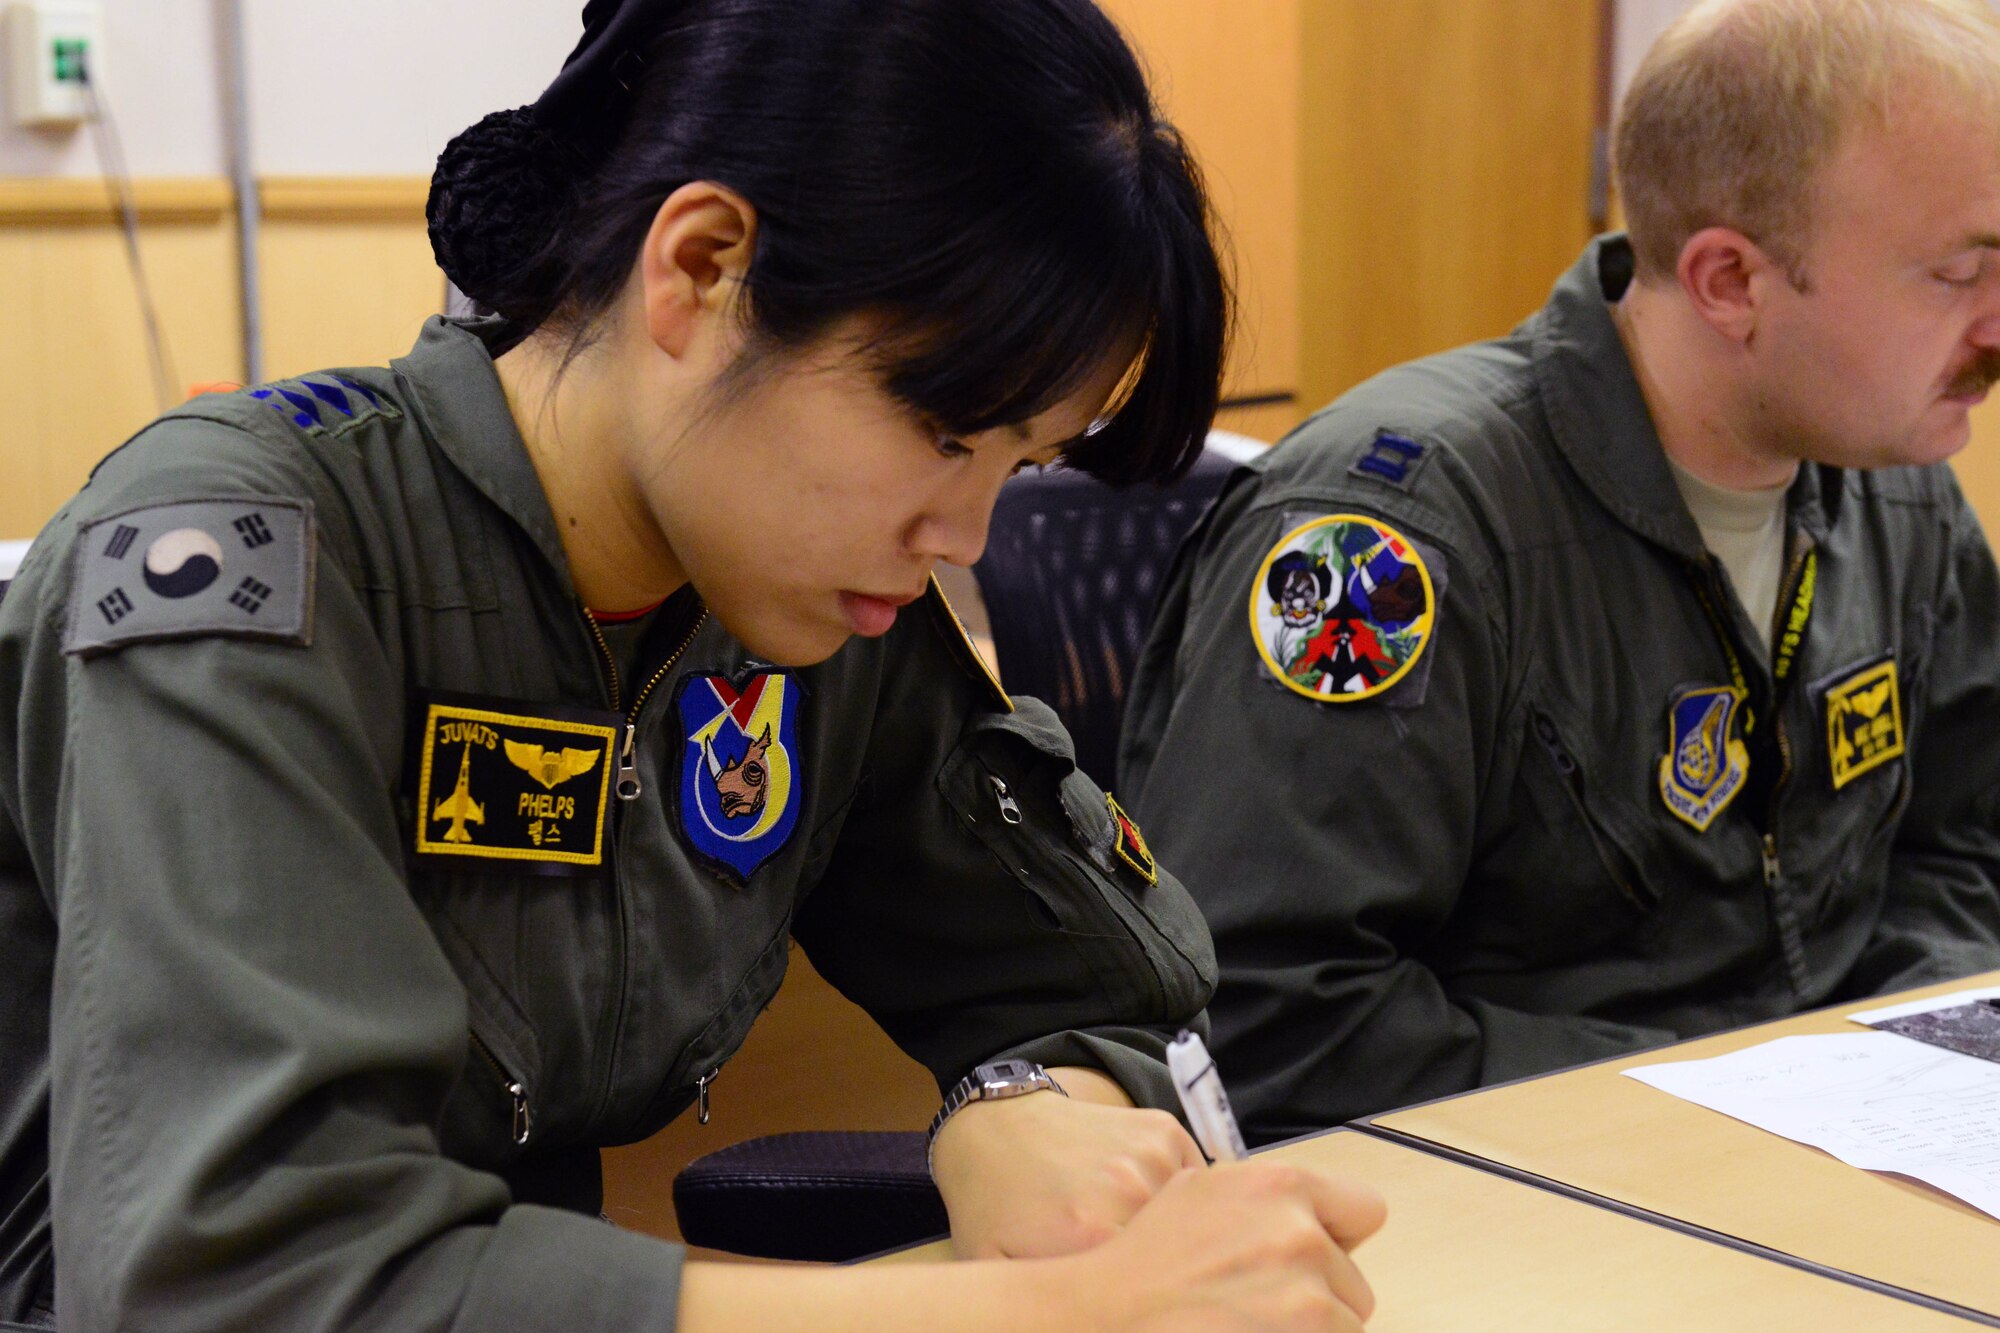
[6,0,102,128]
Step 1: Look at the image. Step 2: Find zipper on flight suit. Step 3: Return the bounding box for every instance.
[1755,543,1814,993]
[580,604,709,802]
[989,775,1024,825]
[578,601,712,1133]
[471,1029,532,1146]
[1748,541,1812,882]
[696,1066,720,1125]
[1694,542,1815,994]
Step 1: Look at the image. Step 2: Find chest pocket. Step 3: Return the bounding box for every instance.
[1465,700,1660,968]
[1790,639,1921,931]
[938,705,1214,1021]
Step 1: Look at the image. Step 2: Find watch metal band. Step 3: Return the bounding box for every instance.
[926,1059,1067,1176]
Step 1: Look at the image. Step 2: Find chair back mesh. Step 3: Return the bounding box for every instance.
[972,448,1237,788]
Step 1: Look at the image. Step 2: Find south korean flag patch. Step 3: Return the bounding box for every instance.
[63,497,314,657]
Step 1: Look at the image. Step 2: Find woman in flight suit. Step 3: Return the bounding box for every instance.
[0,0,1383,1327]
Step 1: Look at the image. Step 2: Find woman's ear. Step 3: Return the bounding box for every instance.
[640,181,758,359]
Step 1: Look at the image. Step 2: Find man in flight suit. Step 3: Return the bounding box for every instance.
[1121,0,2000,1142]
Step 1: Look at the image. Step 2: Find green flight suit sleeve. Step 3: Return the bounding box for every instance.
[1120,465,1674,1143]
[17,425,684,1330]
[791,602,1217,1114]
[1846,481,2000,995]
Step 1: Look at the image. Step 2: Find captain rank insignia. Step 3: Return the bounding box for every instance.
[412,695,622,872]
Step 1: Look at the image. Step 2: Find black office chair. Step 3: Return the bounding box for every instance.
[673,1130,946,1261]
[670,439,1252,1262]
[971,444,1241,787]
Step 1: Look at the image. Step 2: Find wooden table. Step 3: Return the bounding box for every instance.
[874,1130,1976,1328]
[1369,970,2000,1323]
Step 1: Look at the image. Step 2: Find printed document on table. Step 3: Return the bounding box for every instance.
[1849,982,2000,1025]
[1623,1033,2000,1220]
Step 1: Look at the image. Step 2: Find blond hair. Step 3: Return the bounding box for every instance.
[1615,0,2000,283]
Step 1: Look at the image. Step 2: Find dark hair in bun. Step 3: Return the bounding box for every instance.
[428,0,1229,484]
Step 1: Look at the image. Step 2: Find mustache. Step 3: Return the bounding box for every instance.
[1944,349,2000,398]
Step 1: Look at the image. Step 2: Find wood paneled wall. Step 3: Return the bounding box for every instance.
[0,180,442,539]
[1102,0,1302,438]
[1299,0,1603,411]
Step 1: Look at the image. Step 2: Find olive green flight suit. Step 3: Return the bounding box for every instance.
[0,318,1214,1329]
[1120,236,2000,1144]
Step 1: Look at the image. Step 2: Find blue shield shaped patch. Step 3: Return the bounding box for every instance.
[675,673,805,880]
[1657,685,1749,832]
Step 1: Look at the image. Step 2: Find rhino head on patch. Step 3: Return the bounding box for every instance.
[714,727,772,820]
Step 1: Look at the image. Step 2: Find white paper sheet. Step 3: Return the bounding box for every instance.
[1623,1033,2000,1221]
[1850,983,2000,1026]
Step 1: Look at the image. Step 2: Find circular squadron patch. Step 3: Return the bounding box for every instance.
[1249,513,1436,703]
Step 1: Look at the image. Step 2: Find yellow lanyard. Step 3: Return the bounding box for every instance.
[1691,548,1819,736]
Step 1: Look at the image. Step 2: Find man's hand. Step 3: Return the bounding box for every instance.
[929,1066,1207,1258]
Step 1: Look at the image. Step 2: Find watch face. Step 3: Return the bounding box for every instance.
[977,1059,1038,1093]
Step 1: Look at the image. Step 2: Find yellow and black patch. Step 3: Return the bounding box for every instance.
[1106,794,1158,886]
[411,693,622,872]
[1824,656,1905,791]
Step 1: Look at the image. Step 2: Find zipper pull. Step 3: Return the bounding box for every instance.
[1761,833,1781,888]
[989,775,1023,825]
[697,1067,720,1125]
[616,723,641,801]
[507,1080,531,1146]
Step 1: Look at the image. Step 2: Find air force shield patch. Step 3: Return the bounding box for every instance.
[1658,685,1749,832]
[675,673,805,881]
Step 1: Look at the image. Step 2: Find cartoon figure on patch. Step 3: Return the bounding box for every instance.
[1658,684,1749,832]
[1249,514,1435,702]
[709,726,772,820]
[1265,551,1333,669]
[676,674,805,880]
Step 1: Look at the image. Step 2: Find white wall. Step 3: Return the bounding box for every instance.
[0,0,577,177]
[0,0,224,176]
[1612,0,1695,111]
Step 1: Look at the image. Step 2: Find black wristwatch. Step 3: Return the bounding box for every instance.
[926,1059,1067,1175]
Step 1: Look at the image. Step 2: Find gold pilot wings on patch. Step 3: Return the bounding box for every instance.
[412,694,621,871]
[1823,656,1905,791]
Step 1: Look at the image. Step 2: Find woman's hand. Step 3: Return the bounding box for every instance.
[1059,1161,1386,1332]
[928,1068,1206,1258]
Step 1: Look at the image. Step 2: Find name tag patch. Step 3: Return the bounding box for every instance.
[412,694,620,872]
[1822,656,1904,791]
